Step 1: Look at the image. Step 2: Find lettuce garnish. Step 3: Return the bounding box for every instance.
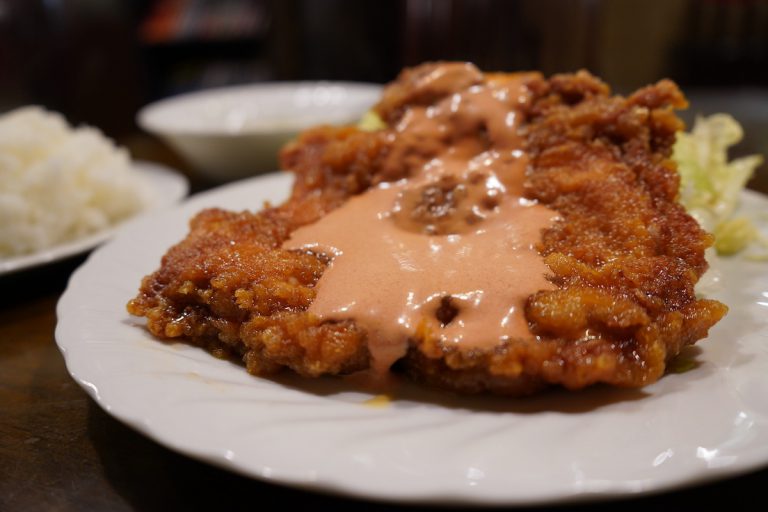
[358,110,386,132]
[673,114,766,257]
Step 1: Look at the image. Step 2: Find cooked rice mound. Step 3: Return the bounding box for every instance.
[0,106,149,257]
[128,64,727,395]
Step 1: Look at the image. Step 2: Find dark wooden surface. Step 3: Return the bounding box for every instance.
[2,140,767,512]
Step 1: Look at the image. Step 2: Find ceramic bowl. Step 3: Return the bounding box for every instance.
[137,81,382,182]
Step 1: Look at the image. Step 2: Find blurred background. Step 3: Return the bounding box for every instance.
[1,0,767,187]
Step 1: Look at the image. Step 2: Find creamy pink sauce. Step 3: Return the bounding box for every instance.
[283,63,558,374]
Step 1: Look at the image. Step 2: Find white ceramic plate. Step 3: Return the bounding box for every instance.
[55,173,768,506]
[0,161,188,276]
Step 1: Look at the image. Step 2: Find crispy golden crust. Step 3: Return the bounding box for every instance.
[127,207,368,377]
[403,72,726,393]
[128,66,727,395]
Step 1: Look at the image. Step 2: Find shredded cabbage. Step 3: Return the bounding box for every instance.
[673,114,766,257]
[358,110,386,132]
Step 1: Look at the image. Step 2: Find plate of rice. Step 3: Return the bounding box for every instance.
[0,106,189,275]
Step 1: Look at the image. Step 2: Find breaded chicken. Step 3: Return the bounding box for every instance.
[128,63,727,395]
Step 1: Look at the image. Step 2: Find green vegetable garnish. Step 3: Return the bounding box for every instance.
[673,114,766,257]
[358,110,386,132]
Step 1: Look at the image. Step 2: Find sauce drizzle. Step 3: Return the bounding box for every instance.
[283,64,558,373]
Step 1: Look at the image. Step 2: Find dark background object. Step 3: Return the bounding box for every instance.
[2,1,768,132]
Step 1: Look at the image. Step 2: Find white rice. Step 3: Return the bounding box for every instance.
[0,106,150,257]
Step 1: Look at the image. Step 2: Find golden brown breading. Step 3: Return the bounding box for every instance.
[128,64,727,395]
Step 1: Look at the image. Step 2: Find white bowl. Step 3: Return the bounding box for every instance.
[137,81,383,182]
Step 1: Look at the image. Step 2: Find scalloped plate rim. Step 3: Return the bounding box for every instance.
[55,173,768,505]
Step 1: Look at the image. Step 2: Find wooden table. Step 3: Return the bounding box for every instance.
[2,143,767,511]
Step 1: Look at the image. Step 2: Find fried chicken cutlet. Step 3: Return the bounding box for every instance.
[128,62,727,395]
